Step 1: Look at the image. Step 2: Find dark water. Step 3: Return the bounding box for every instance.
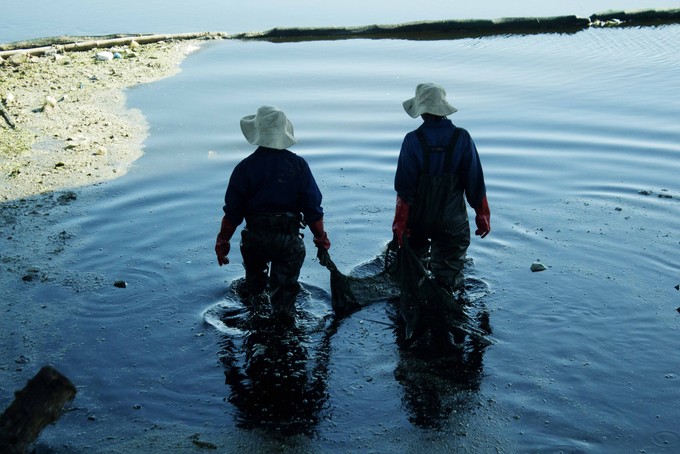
[3,24,680,453]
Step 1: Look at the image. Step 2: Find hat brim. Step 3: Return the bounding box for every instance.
[240,113,296,150]
[403,97,458,118]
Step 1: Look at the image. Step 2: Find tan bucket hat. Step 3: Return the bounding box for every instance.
[403,83,458,118]
[240,105,296,150]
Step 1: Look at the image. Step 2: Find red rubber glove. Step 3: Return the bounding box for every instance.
[215,216,236,266]
[309,218,331,250]
[474,195,491,238]
[392,196,410,247]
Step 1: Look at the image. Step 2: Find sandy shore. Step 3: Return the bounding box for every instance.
[0,36,208,306]
[0,36,210,331]
[1,38,207,202]
[0,37,206,443]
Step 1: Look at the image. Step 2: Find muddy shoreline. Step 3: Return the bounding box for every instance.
[0,38,213,451]
[1,38,212,202]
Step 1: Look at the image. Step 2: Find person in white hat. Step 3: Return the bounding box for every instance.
[392,83,491,293]
[215,105,330,323]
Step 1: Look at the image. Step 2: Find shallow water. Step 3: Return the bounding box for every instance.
[3,24,680,453]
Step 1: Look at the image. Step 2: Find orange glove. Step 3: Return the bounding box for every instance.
[474,195,491,238]
[391,196,410,247]
[309,218,331,250]
[215,216,236,266]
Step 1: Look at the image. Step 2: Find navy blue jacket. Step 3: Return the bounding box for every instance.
[222,147,324,226]
[394,118,486,209]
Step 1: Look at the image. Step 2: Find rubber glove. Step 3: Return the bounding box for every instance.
[474,195,491,238]
[309,218,331,250]
[391,196,410,247]
[215,216,236,266]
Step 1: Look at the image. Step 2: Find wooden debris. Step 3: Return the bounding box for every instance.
[0,103,16,129]
[0,32,227,59]
[0,365,77,454]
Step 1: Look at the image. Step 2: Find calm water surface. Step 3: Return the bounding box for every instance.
[3,0,680,42]
[5,25,680,453]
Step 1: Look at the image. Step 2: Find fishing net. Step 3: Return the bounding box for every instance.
[317,239,492,347]
[316,244,397,317]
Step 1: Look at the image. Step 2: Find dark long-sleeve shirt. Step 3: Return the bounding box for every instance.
[394,118,486,208]
[222,147,324,226]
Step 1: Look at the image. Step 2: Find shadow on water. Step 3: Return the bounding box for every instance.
[333,247,495,432]
[203,248,494,437]
[388,278,492,430]
[204,280,337,437]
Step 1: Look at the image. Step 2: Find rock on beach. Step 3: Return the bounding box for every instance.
[531,262,547,272]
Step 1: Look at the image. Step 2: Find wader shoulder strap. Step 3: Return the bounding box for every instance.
[415,127,462,175]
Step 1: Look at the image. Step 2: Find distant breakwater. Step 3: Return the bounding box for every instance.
[231,8,680,42]
[2,8,679,52]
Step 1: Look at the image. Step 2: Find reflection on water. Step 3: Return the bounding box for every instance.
[206,254,493,435]
[388,278,492,429]
[393,332,486,430]
[221,324,332,436]
[207,280,336,435]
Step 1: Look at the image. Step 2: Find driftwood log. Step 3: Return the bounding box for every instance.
[0,32,227,58]
[0,103,16,129]
[0,365,77,454]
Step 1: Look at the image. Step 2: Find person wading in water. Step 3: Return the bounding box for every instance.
[215,105,331,323]
[392,83,491,294]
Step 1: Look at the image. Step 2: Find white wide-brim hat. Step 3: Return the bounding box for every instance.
[240,105,296,150]
[403,82,458,118]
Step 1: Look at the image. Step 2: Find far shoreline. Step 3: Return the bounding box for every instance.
[2,8,678,202]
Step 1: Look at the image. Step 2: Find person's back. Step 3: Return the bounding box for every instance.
[392,83,490,293]
[215,106,330,323]
[224,146,322,224]
[395,116,486,214]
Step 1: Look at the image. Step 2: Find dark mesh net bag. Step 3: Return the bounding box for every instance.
[317,241,492,347]
[316,246,397,317]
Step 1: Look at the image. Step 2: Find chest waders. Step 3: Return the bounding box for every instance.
[409,127,470,291]
[241,212,305,324]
